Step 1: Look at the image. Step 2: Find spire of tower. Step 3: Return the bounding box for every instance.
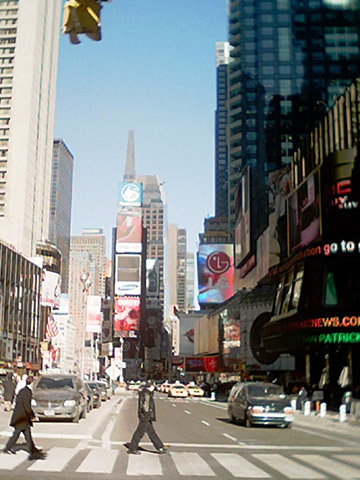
[123,130,136,182]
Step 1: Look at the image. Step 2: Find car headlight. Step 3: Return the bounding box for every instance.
[284,406,294,414]
[64,400,76,407]
[248,405,264,413]
[31,399,37,406]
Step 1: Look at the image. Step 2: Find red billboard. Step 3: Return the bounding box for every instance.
[114,296,140,333]
[116,209,142,253]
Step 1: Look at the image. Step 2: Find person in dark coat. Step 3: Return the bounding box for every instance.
[127,380,167,455]
[3,376,46,460]
[3,373,16,411]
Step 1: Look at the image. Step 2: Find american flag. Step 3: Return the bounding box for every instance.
[46,315,59,340]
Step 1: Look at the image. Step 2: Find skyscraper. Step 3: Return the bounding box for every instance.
[227,0,360,270]
[70,228,107,297]
[215,42,230,219]
[167,224,187,312]
[49,139,74,293]
[0,1,62,256]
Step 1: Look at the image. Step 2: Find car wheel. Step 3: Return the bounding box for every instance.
[245,413,252,428]
[82,405,86,419]
[72,408,80,423]
[279,423,290,429]
[229,409,236,424]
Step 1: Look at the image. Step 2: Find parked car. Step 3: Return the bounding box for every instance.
[227,381,294,428]
[97,379,112,399]
[168,383,188,398]
[186,383,204,397]
[86,382,102,409]
[93,381,108,401]
[84,383,94,412]
[32,374,88,423]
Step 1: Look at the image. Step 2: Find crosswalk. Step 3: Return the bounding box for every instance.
[0,447,359,478]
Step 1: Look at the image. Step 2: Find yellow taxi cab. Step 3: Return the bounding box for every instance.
[186,383,204,397]
[168,382,188,398]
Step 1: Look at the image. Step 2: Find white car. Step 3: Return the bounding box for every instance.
[168,383,188,398]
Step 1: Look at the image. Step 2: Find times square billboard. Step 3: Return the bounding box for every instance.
[197,244,234,305]
[118,182,143,207]
[116,209,142,254]
[114,254,141,296]
[114,296,140,336]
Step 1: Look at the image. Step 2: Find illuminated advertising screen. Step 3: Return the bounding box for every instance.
[288,170,321,254]
[118,182,143,207]
[197,244,234,305]
[115,254,141,295]
[116,210,142,253]
[114,296,140,333]
[86,295,102,333]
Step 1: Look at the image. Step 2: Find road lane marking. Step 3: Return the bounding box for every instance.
[28,447,78,472]
[101,398,125,449]
[201,420,210,426]
[184,410,191,414]
[127,451,162,476]
[0,450,28,469]
[171,452,216,476]
[76,449,118,473]
[129,442,358,451]
[172,403,177,407]
[294,454,360,479]
[223,433,237,442]
[254,453,326,479]
[335,455,360,467]
[212,453,270,478]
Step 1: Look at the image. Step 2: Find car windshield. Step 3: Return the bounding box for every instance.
[247,385,283,397]
[36,377,75,390]
[88,383,99,391]
[172,386,185,389]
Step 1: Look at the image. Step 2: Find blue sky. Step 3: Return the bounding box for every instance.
[54,1,228,257]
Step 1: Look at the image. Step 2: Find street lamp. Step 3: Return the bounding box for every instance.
[80,271,92,380]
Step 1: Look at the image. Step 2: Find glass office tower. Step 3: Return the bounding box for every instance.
[228,0,360,267]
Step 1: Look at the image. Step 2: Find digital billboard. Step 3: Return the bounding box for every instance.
[197,244,234,305]
[288,170,321,254]
[114,296,140,333]
[118,182,142,207]
[116,209,142,253]
[115,254,141,295]
[86,295,102,333]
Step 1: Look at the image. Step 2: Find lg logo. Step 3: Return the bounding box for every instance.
[206,251,231,274]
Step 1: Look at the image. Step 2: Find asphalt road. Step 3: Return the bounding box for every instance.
[0,389,359,479]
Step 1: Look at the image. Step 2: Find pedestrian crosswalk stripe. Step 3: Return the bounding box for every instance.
[211,453,270,478]
[126,451,162,476]
[76,448,118,474]
[171,452,216,476]
[335,455,360,468]
[253,454,326,479]
[294,454,360,479]
[0,450,28,470]
[27,447,78,472]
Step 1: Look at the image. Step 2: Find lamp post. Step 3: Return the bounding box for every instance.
[80,271,92,380]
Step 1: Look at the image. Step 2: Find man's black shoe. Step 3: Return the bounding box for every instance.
[127,449,141,455]
[3,448,16,455]
[29,451,47,461]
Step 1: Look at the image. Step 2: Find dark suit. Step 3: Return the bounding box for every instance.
[5,386,37,454]
[129,386,164,451]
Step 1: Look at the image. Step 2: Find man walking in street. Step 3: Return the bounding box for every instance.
[3,376,46,460]
[3,373,16,411]
[127,379,167,455]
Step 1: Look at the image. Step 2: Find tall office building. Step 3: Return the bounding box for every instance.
[167,224,187,312]
[0,1,62,256]
[185,252,195,311]
[137,174,166,310]
[215,42,230,219]
[70,228,107,297]
[227,0,360,269]
[49,139,74,293]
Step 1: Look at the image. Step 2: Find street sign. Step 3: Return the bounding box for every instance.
[105,365,122,381]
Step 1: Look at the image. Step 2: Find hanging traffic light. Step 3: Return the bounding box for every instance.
[63,0,106,45]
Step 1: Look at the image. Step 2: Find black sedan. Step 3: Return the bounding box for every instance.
[86,382,103,408]
[227,381,294,428]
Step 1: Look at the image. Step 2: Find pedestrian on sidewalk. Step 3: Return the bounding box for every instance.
[127,379,168,455]
[3,373,16,412]
[3,376,46,460]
